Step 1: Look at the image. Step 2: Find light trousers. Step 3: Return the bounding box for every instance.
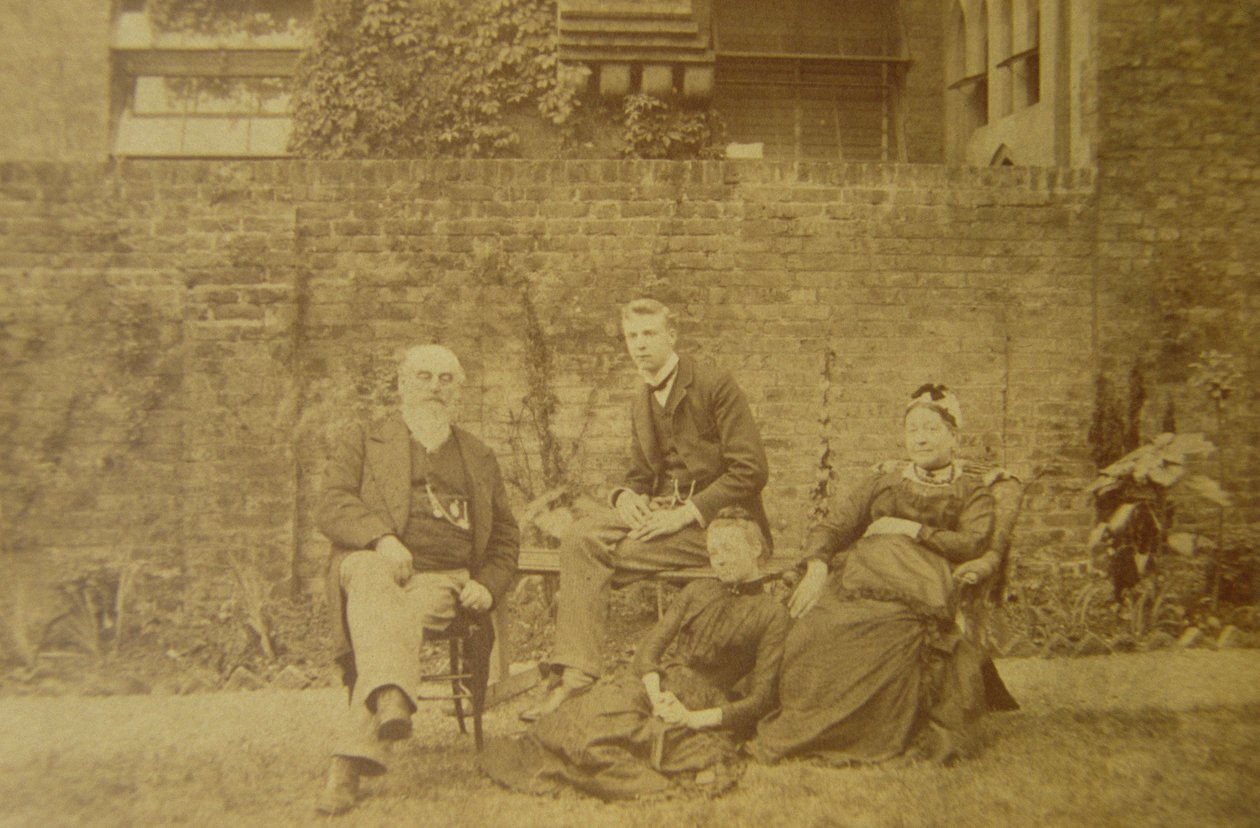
[552,509,708,678]
[333,549,467,771]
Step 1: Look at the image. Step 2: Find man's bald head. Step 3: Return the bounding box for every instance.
[399,344,465,382]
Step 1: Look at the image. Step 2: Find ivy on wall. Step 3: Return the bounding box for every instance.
[620,94,724,160]
[289,0,576,158]
[288,0,723,159]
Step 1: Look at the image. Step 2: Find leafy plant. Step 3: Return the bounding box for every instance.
[1085,432,1231,599]
[620,94,724,160]
[1189,349,1241,609]
[1204,526,1260,608]
[148,0,309,38]
[290,0,576,158]
[228,552,276,661]
[1007,565,1110,644]
[44,564,137,660]
[1189,350,1240,407]
[1120,575,1185,638]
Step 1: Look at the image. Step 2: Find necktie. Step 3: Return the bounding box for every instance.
[650,365,677,393]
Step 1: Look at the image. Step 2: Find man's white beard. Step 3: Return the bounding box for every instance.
[402,403,451,450]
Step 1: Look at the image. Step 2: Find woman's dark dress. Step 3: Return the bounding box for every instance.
[481,578,789,800]
[749,462,996,765]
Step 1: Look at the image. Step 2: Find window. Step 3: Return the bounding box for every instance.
[947,0,989,135]
[1005,0,1041,108]
[712,0,909,161]
[993,0,1013,118]
[110,0,310,157]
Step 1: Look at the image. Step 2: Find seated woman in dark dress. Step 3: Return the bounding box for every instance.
[750,385,1008,766]
[480,507,789,801]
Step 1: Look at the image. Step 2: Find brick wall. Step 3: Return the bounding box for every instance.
[1,159,1100,606]
[0,162,299,610]
[1094,0,1260,522]
[0,2,111,162]
[0,2,1255,626]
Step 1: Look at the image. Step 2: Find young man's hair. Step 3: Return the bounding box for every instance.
[620,298,677,332]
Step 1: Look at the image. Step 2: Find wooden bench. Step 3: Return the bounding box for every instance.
[516,548,803,581]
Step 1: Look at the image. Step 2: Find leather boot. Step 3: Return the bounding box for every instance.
[371,685,414,741]
[315,756,360,815]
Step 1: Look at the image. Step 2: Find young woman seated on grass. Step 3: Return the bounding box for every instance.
[480,506,789,801]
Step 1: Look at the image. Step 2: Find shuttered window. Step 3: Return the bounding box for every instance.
[712,0,908,162]
[715,57,897,162]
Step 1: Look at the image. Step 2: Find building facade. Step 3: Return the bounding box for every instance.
[0,0,1089,166]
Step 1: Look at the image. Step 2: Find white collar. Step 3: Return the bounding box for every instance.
[641,352,679,389]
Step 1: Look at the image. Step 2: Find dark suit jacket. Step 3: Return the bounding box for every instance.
[624,354,772,546]
[318,413,520,665]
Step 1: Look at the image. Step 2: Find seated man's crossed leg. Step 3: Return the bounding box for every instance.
[535,503,709,714]
[328,551,468,781]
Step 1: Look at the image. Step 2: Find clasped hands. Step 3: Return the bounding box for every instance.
[642,673,719,730]
[864,516,990,585]
[650,690,691,726]
[373,535,493,611]
[615,491,695,542]
[791,515,924,618]
[788,517,991,617]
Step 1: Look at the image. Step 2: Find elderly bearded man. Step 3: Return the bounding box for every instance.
[523,298,771,721]
[315,344,519,815]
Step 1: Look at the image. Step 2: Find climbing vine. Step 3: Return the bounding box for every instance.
[289,0,578,158]
[287,0,728,159]
[620,94,724,160]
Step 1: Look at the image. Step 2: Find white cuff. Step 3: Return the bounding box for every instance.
[609,487,633,510]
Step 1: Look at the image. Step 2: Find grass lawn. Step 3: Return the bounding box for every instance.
[2,693,1257,827]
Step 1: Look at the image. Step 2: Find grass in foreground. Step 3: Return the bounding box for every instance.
[2,703,1257,827]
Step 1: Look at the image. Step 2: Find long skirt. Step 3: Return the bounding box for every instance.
[749,536,987,765]
[480,665,742,800]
